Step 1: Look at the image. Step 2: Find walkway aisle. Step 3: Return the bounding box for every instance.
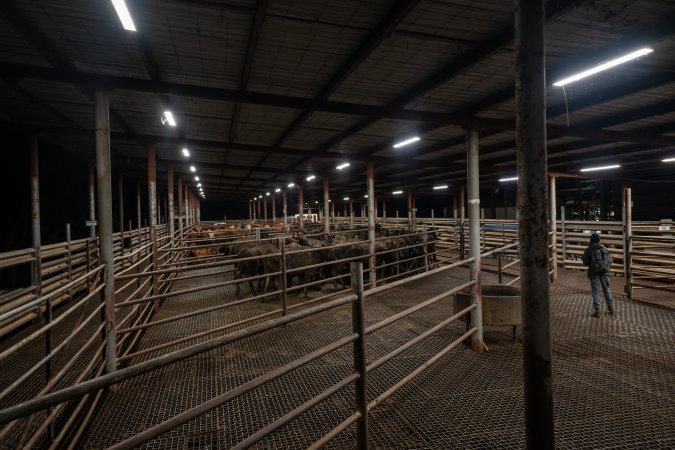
[82,268,675,449]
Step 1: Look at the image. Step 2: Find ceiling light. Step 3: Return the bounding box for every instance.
[162,110,176,127]
[259,195,262,199]
[552,48,653,87]
[306,175,316,181]
[662,157,675,163]
[275,188,281,192]
[343,197,349,201]
[433,185,448,190]
[363,195,368,198]
[499,176,518,182]
[111,0,137,31]
[182,148,190,157]
[336,162,350,170]
[197,183,202,187]
[392,190,403,195]
[287,183,295,188]
[579,164,621,173]
[266,192,270,196]
[315,200,319,204]
[393,136,421,148]
[195,176,199,181]
[190,166,196,172]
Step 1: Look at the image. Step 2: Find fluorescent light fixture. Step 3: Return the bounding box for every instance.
[433,185,448,190]
[111,0,137,31]
[287,183,295,188]
[499,176,519,182]
[266,192,270,196]
[393,136,421,148]
[343,197,349,201]
[662,157,675,163]
[190,165,196,172]
[392,190,403,195]
[275,188,281,192]
[195,176,199,181]
[197,183,202,187]
[579,164,621,173]
[336,162,350,170]
[306,175,316,181]
[552,48,653,87]
[182,148,190,157]
[163,111,176,126]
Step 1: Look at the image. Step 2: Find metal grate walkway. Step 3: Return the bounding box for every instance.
[82,266,675,449]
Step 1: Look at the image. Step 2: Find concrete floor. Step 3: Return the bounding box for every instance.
[79,263,675,449]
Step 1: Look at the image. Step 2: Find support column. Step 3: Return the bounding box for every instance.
[249,201,253,222]
[367,162,376,287]
[178,176,184,243]
[148,144,159,301]
[272,194,276,223]
[168,167,175,244]
[95,90,117,374]
[324,177,330,233]
[283,190,288,229]
[382,200,386,220]
[560,205,566,267]
[30,136,45,374]
[623,187,633,299]
[550,175,557,282]
[515,1,554,447]
[407,192,413,230]
[467,128,483,353]
[88,162,96,238]
[299,186,304,231]
[350,199,354,229]
[185,186,191,228]
[264,196,268,223]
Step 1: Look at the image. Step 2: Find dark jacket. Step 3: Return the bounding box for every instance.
[582,242,609,278]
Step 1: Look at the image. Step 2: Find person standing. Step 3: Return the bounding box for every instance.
[582,233,614,318]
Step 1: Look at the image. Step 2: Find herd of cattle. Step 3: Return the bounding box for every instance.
[190,226,438,296]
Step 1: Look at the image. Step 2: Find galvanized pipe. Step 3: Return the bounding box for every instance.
[299,185,304,231]
[466,127,483,353]
[349,200,354,229]
[88,162,96,238]
[283,190,288,229]
[272,193,276,223]
[367,162,376,287]
[350,262,368,449]
[550,175,557,281]
[515,0,555,447]
[177,176,184,244]
[623,187,633,299]
[560,205,566,267]
[324,176,330,233]
[94,90,117,374]
[168,167,175,245]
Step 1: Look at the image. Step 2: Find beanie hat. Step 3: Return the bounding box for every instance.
[590,233,600,243]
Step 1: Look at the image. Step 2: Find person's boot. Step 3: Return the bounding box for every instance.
[592,309,600,318]
[608,304,614,315]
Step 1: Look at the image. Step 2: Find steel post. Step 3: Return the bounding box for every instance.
[283,191,288,230]
[515,0,554,447]
[88,162,96,238]
[280,239,288,316]
[350,262,368,450]
[466,128,483,353]
[350,200,354,229]
[168,167,175,244]
[623,187,633,299]
[95,90,117,374]
[264,197,268,223]
[272,194,276,223]
[407,192,412,230]
[367,162,376,287]
[30,136,48,385]
[324,177,330,233]
[560,206,566,267]
[299,186,304,231]
[249,201,252,222]
[178,176,184,245]
[148,144,159,302]
[550,175,557,282]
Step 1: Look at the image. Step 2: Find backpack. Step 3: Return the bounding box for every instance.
[590,247,612,274]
